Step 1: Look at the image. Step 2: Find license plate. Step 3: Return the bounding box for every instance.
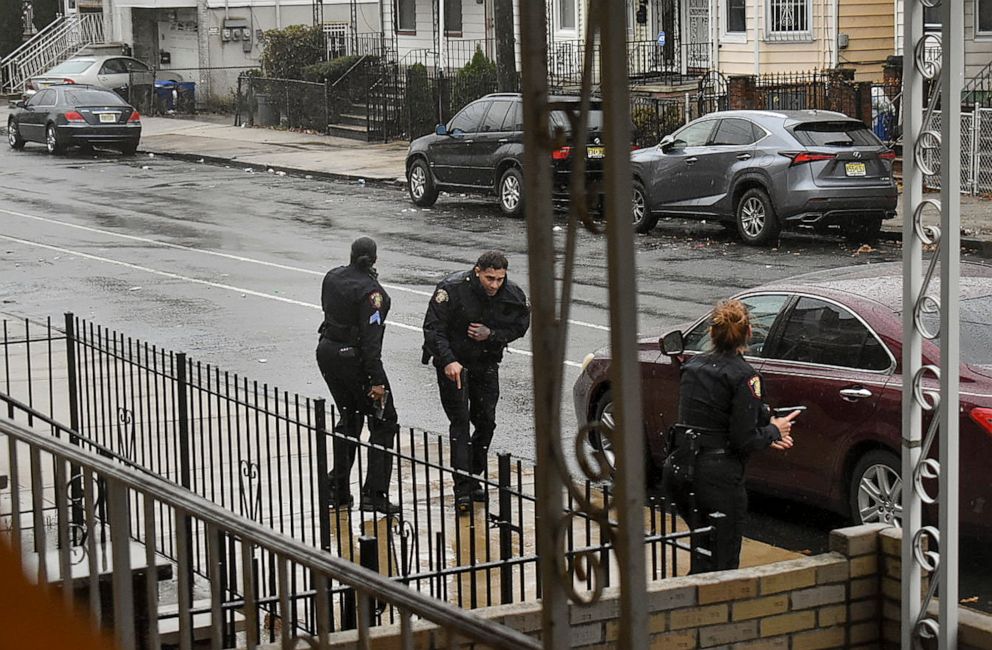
[98,113,117,123]
[587,146,605,159]
[845,162,867,177]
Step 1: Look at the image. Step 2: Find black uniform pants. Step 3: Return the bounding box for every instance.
[663,452,746,574]
[316,338,399,498]
[436,362,499,496]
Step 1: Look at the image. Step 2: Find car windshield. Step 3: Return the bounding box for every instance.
[65,90,126,105]
[791,121,881,147]
[48,59,96,75]
[920,293,992,364]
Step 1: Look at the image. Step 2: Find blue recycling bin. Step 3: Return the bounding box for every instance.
[154,79,196,113]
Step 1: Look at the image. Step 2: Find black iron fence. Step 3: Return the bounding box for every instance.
[1,313,729,638]
[236,75,328,132]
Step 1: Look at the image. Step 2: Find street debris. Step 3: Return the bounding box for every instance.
[276,171,287,177]
[267,168,275,174]
[128,287,142,292]
[147,153,154,158]
[357,178,366,185]
[305,175,314,180]
[141,165,151,170]
[244,168,254,173]
[257,358,268,363]
[197,158,205,163]
[853,244,877,255]
[553,226,562,232]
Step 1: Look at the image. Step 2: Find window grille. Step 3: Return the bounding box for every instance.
[323,23,348,58]
[766,0,810,38]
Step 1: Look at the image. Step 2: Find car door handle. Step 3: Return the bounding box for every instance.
[736,153,752,160]
[839,387,873,401]
[685,157,698,165]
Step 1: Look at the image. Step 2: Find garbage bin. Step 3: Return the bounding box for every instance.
[255,93,279,126]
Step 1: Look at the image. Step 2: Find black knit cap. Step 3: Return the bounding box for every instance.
[350,237,377,266]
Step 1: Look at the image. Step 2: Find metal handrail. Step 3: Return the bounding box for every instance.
[1,13,104,93]
[0,414,541,650]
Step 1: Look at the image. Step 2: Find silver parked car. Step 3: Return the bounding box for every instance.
[631,109,898,245]
[25,56,152,98]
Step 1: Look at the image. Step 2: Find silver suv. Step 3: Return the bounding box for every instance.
[631,109,898,245]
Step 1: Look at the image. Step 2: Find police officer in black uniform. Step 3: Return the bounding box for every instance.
[663,299,798,573]
[317,237,400,515]
[422,251,530,512]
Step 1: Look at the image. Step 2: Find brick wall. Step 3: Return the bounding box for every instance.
[278,525,992,650]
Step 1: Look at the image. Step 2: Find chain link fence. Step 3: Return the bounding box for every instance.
[920,108,992,195]
[236,76,328,132]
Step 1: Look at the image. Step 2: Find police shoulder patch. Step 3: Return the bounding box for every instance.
[434,289,449,304]
[747,375,762,399]
[369,291,383,309]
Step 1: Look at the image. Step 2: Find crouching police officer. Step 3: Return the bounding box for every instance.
[422,251,530,513]
[662,299,798,573]
[316,237,400,515]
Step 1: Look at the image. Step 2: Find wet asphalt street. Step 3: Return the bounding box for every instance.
[1,147,990,610]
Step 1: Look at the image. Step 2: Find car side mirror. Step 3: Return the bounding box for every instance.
[660,330,685,356]
[12,100,26,108]
[434,123,447,136]
[658,134,675,151]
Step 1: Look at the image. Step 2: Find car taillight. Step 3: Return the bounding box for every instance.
[64,111,85,123]
[551,146,572,160]
[970,407,992,438]
[879,149,897,161]
[128,111,141,123]
[781,151,837,166]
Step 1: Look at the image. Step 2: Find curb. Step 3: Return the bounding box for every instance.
[138,148,408,190]
[879,227,992,256]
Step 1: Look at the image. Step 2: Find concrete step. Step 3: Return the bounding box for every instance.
[158,598,246,645]
[338,113,367,127]
[327,123,370,141]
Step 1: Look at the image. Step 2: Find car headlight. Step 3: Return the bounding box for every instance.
[580,352,595,372]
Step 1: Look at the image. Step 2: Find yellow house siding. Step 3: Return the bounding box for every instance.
[838,0,893,81]
[715,0,832,75]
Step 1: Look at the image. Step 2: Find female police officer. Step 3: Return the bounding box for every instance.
[663,298,798,573]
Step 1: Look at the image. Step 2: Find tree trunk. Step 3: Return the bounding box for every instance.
[494,0,517,92]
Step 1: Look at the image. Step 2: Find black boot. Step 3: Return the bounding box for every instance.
[360,492,400,516]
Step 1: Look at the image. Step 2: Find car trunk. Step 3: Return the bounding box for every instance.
[789,120,892,188]
[75,104,133,125]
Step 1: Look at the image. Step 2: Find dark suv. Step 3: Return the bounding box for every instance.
[405,93,606,217]
[630,110,898,245]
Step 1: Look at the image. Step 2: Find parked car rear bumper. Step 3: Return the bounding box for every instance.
[56,124,141,146]
[778,186,898,225]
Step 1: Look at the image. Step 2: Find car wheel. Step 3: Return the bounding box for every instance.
[7,119,25,150]
[119,143,138,156]
[845,216,883,245]
[46,124,65,155]
[590,390,617,475]
[632,179,658,233]
[849,450,902,527]
[408,159,439,207]
[736,187,780,246]
[497,167,524,218]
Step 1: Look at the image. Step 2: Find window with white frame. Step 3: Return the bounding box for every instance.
[323,23,347,58]
[559,0,577,31]
[767,0,810,37]
[727,0,746,33]
[395,0,415,34]
[444,0,463,35]
[980,0,992,35]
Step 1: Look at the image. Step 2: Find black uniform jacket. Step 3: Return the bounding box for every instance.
[678,351,780,457]
[423,270,530,368]
[320,263,391,386]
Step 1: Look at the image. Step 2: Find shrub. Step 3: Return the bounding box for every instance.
[450,47,497,115]
[303,55,363,84]
[406,63,436,138]
[260,25,324,80]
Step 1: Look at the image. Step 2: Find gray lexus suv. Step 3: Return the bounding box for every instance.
[631,109,898,245]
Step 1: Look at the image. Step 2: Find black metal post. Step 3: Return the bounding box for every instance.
[176,352,194,604]
[497,453,513,605]
[315,399,331,552]
[359,536,379,622]
[707,511,730,572]
[64,313,84,530]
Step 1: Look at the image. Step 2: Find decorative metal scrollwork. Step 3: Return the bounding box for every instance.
[239,460,262,522]
[117,407,136,462]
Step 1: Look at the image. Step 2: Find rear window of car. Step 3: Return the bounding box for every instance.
[791,121,881,147]
[65,90,126,105]
[48,59,96,74]
[551,104,604,133]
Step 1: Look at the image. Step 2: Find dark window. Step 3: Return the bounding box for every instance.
[712,118,757,145]
[559,0,577,30]
[980,0,992,33]
[791,121,881,147]
[752,121,766,141]
[448,100,489,133]
[684,294,789,357]
[444,0,463,34]
[123,58,150,72]
[770,297,890,370]
[29,89,55,106]
[924,4,940,30]
[674,119,716,146]
[396,0,415,32]
[727,0,746,33]
[481,100,513,132]
[99,59,128,74]
[48,59,96,74]
[550,103,605,134]
[65,90,126,105]
[501,101,523,131]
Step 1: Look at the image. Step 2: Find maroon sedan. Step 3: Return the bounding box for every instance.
[572,262,992,536]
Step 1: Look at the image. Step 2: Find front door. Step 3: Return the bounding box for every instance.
[430,99,490,186]
[472,99,515,188]
[686,0,710,70]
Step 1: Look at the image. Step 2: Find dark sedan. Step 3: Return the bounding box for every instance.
[573,262,992,537]
[406,93,606,217]
[631,110,898,245]
[7,85,141,155]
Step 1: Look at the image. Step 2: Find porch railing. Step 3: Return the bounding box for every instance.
[0,13,105,94]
